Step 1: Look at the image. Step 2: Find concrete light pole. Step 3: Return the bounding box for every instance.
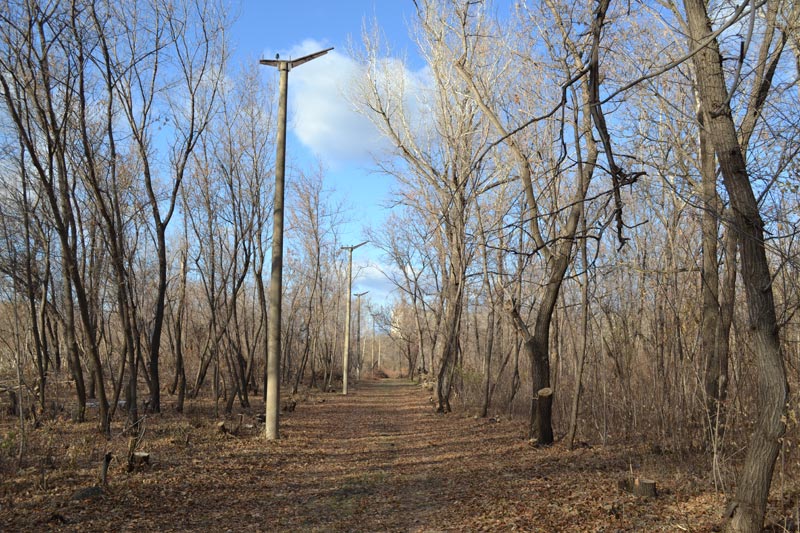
[341,241,367,395]
[354,291,368,381]
[370,306,376,377]
[260,47,332,440]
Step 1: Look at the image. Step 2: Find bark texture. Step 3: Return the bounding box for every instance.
[683,1,788,530]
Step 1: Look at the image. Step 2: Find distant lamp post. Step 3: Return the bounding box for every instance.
[341,241,368,395]
[354,291,369,381]
[369,306,376,377]
[260,46,332,440]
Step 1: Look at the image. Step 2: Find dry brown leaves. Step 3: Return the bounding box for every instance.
[0,380,784,531]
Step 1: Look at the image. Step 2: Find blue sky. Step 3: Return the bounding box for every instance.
[231,1,421,64]
[229,1,425,304]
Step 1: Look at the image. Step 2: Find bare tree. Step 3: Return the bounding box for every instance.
[682,1,790,530]
[367,208,442,379]
[111,0,226,414]
[435,0,602,443]
[355,14,492,411]
[287,163,344,394]
[0,0,109,433]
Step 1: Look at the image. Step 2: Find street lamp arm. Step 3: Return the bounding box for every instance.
[290,46,334,67]
[341,240,368,252]
[259,47,334,69]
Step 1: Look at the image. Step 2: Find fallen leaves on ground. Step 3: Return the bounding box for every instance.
[0,379,771,531]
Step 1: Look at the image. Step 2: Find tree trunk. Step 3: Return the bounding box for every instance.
[480,306,495,418]
[171,248,188,413]
[436,261,464,414]
[529,320,554,445]
[21,170,47,415]
[147,226,168,413]
[567,222,590,450]
[683,1,788,530]
[697,101,729,444]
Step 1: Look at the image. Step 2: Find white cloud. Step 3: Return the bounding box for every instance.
[279,39,434,167]
[352,260,399,306]
[281,40,387,165]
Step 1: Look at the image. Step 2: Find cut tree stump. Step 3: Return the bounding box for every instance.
[618,476,657,498]
[3,387,18,416]
[127,452,150,472]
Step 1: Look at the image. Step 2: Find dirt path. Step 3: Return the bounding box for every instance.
[3,379,723,531]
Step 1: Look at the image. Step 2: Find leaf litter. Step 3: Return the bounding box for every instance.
[0,379,767,532]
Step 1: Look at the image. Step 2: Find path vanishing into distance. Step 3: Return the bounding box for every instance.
[5,379,724,532]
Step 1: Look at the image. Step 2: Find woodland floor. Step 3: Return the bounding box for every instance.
[1,378,795,532]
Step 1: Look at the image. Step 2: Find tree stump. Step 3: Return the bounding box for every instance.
[534,388,554,445]
[4,388,18,416]
[618,476,657,498]
[127,452,150,472]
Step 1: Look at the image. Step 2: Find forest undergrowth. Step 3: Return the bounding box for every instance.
[1,378,798,532]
